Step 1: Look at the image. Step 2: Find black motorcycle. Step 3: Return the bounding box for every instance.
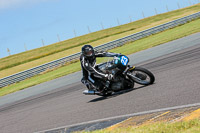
[83,55,155,96]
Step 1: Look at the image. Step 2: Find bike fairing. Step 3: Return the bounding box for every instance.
[114,55,129,66]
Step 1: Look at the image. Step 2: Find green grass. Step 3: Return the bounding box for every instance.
[0,3,200,78]
[76,119,200,133]
[0,61,81,96]
[0,18,200,97]
[109,18,200,55]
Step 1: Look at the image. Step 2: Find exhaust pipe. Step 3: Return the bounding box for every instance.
[83,90,100,95]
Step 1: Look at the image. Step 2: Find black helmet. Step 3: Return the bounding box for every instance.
[82,45,95,58]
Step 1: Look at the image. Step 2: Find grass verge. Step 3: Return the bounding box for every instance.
[0,4,200,78]
[0,18,200,97]
[75,119,200,133]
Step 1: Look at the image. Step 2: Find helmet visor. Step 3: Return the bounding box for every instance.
[86,50,93,56]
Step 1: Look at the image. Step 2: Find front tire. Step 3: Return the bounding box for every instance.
[128,67,155,85]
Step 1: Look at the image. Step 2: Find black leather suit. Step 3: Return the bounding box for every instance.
[80,51,119,90]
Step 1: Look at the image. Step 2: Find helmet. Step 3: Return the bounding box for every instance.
[82,45,95,58]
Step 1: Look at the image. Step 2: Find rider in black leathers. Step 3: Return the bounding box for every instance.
[80,45,120,92]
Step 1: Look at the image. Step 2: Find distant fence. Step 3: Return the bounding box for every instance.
[1,11,200,88]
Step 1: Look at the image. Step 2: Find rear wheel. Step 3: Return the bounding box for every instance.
[128,67,155,85]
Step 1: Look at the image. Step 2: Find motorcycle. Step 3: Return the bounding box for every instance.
[83,55,155,96]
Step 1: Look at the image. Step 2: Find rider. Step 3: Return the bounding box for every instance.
[80,44,120,92]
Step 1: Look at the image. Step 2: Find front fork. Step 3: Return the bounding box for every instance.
[123,65,136,75]
[126,66,143,82]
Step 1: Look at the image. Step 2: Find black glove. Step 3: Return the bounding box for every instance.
[115,53,122,57]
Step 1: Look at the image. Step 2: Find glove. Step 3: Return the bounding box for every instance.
[106,74,114,80]
[115,53,121,57]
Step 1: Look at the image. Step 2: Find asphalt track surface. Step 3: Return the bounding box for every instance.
[0,34,200,133]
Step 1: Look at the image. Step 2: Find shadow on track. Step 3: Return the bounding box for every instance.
[88,85,147,103]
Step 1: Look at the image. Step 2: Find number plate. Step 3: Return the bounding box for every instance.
[120,56,129,66]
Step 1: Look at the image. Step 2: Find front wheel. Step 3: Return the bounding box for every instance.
[128,67,155,85]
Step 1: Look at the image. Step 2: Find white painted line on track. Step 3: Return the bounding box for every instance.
[36,102,200,133]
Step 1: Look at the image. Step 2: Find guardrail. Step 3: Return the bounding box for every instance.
[1,11,200,88]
